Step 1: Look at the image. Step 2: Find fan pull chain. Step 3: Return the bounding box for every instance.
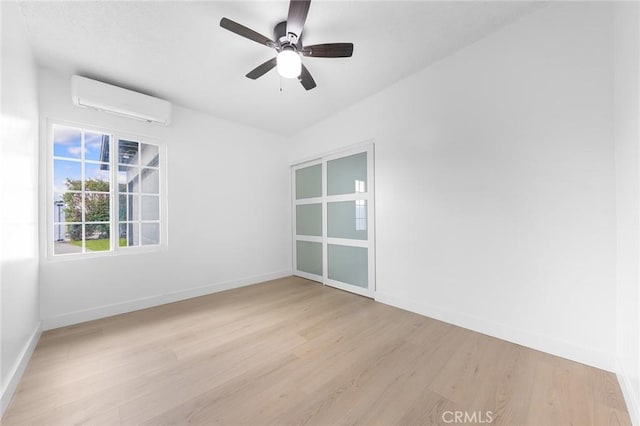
[279,76,283,93]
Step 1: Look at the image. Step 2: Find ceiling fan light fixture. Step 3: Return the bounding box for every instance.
[277,48,301,79]
[220,0,352,90]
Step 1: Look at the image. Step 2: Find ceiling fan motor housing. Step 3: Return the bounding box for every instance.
[274,21,302,47]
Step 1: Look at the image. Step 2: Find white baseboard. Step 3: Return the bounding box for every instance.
[617,359,639,426]
[375,291,614,372]
[1,321,41,418]
[42,269,292,331]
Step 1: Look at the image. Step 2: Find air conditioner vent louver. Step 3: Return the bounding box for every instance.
[71,75,171,126]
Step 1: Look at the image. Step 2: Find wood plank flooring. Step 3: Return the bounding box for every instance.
[3,276,631,425]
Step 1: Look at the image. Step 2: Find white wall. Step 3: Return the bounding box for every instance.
[288,3,617,371]
[38,69,292,329]
[0,1,41,416]
[614,2,640,424]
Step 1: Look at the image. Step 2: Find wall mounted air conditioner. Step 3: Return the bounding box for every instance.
[71,75,172,126]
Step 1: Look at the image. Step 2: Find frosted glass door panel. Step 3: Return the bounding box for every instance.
[296,241,323,276]
[296,204,322,236]
[296,164,322,199]
[327,201,367,240]
[327,152,367,195]
[328,244,368,288]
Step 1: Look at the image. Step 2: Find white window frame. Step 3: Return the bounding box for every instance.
[45,119,168,261]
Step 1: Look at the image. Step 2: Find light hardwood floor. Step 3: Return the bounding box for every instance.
[3,276,631,425]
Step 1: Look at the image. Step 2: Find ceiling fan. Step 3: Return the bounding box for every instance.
[220,0,354,90]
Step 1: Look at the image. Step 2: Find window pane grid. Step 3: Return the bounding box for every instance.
[51,125,113,254]
[52,125,163,256]
[116,140,161,247]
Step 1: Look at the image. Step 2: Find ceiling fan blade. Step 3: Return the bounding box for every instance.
[286,0,311,42]
[298,64,316,90]
[246,57,277,80]
[220,17,276,48]
[301,43,353,58]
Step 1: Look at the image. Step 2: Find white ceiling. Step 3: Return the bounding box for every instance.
[18,1,540,135]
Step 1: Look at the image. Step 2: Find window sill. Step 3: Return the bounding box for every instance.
[45,243,167,263]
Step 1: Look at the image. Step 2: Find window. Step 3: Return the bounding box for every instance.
[50,123,164,257]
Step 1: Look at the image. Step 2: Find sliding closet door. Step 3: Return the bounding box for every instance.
[292,145,375,297]
[293,161,323,282]
[325,149,374,297]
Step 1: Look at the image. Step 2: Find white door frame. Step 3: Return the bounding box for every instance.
[291,142,375,298]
